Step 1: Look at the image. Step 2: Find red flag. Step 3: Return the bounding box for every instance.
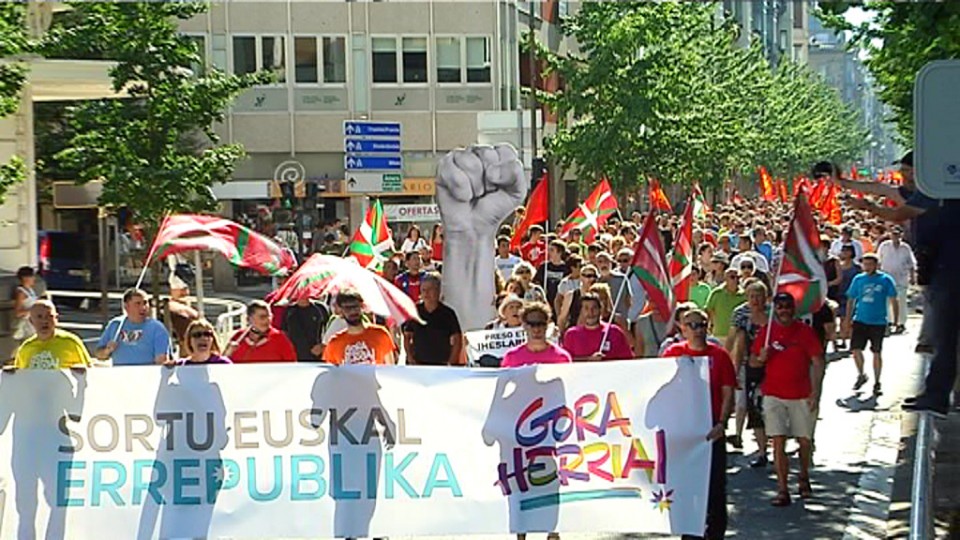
[559,178,619,243]
[777,179,789,203]
[777,193,827,315]
[793,176,812,199]
[850,166,860,181]
[732,189,745,205]
[669,200,694,303]
[809,179,828,211]
[148,214,295,276]
[821,184,842,225]
[510,174,549,250]
[758,166,776,201]
[628,211,674,319]
[648,178,673,212]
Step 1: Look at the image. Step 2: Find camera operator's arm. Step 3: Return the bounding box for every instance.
[848,198,924,222]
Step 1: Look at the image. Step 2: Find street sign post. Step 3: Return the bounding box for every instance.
[343,120,403,193]
[915,60,960,199]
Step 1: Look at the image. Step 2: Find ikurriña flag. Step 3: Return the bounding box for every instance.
[776,193,827,315]
[629,211,674,319]
[348,199,395,271]
[559,178,618,243]
[148,214,295,276]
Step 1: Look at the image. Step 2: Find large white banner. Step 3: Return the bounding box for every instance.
[0,360,712,539]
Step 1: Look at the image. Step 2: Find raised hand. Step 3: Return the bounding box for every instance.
[436,144,527,331]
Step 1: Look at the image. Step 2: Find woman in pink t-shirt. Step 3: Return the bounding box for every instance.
[501,302,572,367]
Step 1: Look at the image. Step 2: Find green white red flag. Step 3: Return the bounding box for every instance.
[147,214,295,276]
[669,200,694,303]
[776,193,828,315]
[559,178,618,243]
[691,182,710,220]
[348,199,395,271]
[629,211,674,319]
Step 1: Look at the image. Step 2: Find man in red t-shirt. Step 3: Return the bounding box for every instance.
[751,293,825,507]
[519,225,546,267]
[663,308,735,540]
[395,251,425,303]
[225,300,297,363]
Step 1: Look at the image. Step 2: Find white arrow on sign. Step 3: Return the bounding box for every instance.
[346,141,356,151]
[345,124,355,134]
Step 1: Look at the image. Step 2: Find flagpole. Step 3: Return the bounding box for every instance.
[762,221,788,349]
[597,276,628,355]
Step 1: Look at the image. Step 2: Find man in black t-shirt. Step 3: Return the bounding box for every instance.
[281,297,330,361]
[535,240,570,311]
[403,273,463,365]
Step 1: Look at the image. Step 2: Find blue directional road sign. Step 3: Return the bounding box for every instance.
[344,139,401,153]
[343,121,401,138]
[344,155,403,171]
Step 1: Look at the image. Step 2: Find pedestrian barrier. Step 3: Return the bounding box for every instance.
[909,412,937,540]
[44,289,247,344]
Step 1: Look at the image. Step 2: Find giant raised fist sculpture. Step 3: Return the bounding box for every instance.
[436,144,527,331]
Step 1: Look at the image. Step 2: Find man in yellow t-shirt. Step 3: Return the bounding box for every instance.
[13,300,92,370]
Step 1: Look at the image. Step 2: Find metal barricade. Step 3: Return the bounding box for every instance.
[909,412,937,540]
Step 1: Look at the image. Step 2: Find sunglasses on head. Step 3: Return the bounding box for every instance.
[524,319,548,328]
[191,331,215,339]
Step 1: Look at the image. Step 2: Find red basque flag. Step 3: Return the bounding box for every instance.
[510,173,549,250]
[777,179,789,203]
[559,178,618,243]
[628,211,674,318]
[793,176,812,199]
[148,214,295,276]
[758,166,776,201]
[648,178,673,212]
[669,200,694,303]
[821,184,843,225]
[809,179,828,211]
[777,193,828,315]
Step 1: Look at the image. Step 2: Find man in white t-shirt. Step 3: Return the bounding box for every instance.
[829,226,864,262]
[495,235,522,279]
[877,227,916,333]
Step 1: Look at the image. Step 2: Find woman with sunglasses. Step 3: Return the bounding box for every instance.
[500,302,571,368]
[177,320,232,365]
[557,263,599,335]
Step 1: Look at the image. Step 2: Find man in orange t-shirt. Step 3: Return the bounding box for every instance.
[324,289,395,365]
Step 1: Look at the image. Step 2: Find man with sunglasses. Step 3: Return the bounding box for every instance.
[706,268,745,342]
[752,293,825,507]
[662,309,736,540]
[501,302,571,367]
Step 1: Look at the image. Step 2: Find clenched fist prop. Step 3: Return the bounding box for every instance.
[436,144,527,330]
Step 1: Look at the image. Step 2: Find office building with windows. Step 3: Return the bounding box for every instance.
[177,1,567,232]
[721,0,810,64]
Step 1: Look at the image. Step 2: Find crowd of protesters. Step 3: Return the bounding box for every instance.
[7,151,959,540]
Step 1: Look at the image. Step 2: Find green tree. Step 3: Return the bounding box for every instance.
[538,2,866,196]
[0,2,29,202]
[40,2,272,226]
[818,1,960,143]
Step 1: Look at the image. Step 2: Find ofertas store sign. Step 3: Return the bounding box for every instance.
[384,204,440,222]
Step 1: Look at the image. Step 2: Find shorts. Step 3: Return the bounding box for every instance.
[763,395,813,439]
[744,366,765,430]
[851,322,886,353]
[735,365,746,409]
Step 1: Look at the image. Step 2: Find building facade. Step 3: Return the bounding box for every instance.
[722,0,810,64]
[178,0,570,236]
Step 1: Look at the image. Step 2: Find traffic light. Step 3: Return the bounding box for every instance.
[280,181,294,208]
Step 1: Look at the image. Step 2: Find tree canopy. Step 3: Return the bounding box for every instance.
[39,2,271,227]
[0,3,29,203]
[538,2,867,193]
[818,1,960,144]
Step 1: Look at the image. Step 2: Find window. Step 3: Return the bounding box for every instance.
[436,37,461,83]
[402,37,427,83]
[184,34,207,76]
[466,37,491,83]
[233,36,257,75]
[323,36,347,83]
[294,37,318,83]
[372,37,397,83]
[233,35,285,82]
[262,36,285,83]
[793,1,805,29]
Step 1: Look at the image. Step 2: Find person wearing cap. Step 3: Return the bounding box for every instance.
[752,292,825,507]
[706,268,745,341]
[876,227,915,334]
[708,252,729,287]
[842,253,898,396]
[485,295,524,330]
